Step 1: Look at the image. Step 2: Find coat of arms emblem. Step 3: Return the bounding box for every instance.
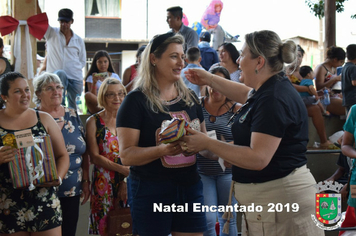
[311,181,345,230]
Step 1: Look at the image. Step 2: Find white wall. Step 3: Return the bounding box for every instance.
[121,0,147,40]
[121,50,137,78]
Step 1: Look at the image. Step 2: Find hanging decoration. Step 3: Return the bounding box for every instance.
[0,13,48,79]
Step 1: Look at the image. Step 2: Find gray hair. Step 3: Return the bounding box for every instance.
[32,72,63,105]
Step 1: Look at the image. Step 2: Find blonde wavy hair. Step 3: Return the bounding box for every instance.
[133,33,197,113]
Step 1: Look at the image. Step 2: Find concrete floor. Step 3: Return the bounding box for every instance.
[76,200,90,236]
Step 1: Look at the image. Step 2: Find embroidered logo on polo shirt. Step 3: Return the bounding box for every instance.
[239,108,251,123]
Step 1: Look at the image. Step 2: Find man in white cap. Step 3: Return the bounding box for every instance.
[44,8,86,109]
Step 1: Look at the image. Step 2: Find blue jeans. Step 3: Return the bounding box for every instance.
[200,174,238,236]
[54,70,83,109]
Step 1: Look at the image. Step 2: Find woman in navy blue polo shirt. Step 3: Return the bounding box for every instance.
[183,30,324,236]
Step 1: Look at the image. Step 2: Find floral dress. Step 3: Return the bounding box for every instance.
[58,107,86,198]
[89,114,124,235]
[0,111,62,233]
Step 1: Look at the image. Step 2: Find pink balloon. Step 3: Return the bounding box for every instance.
[182,13,189,26]
[201,0,223,30]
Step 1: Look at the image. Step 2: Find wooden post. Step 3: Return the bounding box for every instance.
[324,0,336,50]
[12,0,38,107]
[319,18,324,63]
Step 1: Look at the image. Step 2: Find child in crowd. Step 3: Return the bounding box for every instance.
[299,65,330,116]
[180,46,205,97]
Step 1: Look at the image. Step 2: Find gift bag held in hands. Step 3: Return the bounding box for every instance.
[159,118,189,144]
[8,135,58,190]
[107,181,133,236]
[158,118,196,168]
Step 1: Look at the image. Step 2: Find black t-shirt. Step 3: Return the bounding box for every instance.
[116,89,204,185]
[232,75,308,183]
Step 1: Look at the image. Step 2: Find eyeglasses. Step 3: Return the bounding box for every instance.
[42,85,64,92]
[105,92,126,99]
[226,101,249,127]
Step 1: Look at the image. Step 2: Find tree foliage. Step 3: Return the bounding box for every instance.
[305,0,354,19]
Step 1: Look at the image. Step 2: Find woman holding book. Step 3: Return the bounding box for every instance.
[85,50,121,114]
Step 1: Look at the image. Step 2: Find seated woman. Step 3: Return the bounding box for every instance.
[286,45,338,149]
[122,45,146,92]
[314,46,346,116]
[84,50,121,114]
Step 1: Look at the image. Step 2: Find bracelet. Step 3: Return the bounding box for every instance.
[82,179,90,184]
[58,176,62,186]
[210,74,214,87]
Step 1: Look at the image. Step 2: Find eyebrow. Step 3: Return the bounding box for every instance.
[169,52,184,56]
[107,89,125,92]
[13,86,30,89]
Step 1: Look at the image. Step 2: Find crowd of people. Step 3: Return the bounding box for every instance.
[1,3,356,236]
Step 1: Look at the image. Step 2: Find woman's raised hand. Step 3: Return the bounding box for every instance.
[0,146,16,165]
[184,68,213,86]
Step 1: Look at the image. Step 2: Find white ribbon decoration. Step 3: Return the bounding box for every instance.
[13,20,34,79]
[24,137,45,191]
